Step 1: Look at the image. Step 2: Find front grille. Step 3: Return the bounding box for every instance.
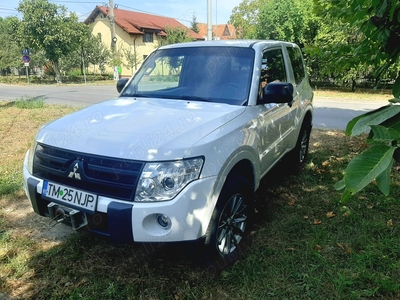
[33,143,145,201]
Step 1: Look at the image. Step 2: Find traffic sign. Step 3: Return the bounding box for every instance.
[21,48,30,55]
[22,55,31,63]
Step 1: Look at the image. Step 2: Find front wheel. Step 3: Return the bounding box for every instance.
[287,120,312,171]
[201,176,253,265]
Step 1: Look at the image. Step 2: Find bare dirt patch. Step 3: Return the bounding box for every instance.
[1,191,74,246]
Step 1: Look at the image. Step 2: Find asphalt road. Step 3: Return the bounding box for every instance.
[313,98,386,130]
[0,83,119,106]
[0,83,388,130]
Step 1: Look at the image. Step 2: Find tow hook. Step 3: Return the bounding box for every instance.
[47,202,88,230]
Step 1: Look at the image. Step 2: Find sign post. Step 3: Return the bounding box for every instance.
[21,48,30,84]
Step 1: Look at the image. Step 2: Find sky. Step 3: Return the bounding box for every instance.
[0,0,242,26]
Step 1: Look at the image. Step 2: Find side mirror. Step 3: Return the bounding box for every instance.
[116,78,129,93]
[260,82,294,105]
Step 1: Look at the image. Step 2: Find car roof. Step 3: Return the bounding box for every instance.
[158,39,296,50]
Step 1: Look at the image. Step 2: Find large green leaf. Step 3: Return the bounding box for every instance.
[376,159,394,195]
[370,125,400,142]
[343,144,396,195]
[377,111,400,132]
[334,179,345,190]
[346,104,400,136]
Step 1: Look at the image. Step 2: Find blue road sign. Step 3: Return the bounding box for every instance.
[21,48,30,55]
[22,55,31,63]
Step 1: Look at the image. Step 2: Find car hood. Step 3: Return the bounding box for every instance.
[36,97,245,161]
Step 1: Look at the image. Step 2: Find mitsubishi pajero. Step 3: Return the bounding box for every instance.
[23,40,313,263]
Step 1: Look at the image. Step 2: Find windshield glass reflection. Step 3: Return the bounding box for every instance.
[121,46,255,106]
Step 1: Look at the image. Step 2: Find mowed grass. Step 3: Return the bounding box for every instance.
[1,95,400,299]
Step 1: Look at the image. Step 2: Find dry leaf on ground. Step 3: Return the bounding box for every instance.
[326,211,336,218]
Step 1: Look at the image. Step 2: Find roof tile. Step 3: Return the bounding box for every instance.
[85,6,204,40]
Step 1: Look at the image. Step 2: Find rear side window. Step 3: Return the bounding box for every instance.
[287,46,305,85]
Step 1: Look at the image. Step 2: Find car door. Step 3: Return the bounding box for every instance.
[284,44,310,147]
[257,46,294,174]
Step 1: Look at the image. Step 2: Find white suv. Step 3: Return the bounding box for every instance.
[23,40,313,262]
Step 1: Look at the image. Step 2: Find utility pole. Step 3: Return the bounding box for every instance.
[109,0,119,80]
[215,0,217,40]
[109,0,117,50]
[207,0,212,40]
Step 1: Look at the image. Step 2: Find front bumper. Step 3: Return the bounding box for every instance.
[23,151,218,244]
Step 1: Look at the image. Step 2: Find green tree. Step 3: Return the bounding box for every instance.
[308,0,397,89]
[84,34,111,75]
[49,28,111,78]
[322,0,400,201]
[305,15,367,89]
[0,17,22,75]
[190,15,199,34]
[60,25,92,75]
[229,0,262,39]
[158,26,194,47]
[17,0,87,83]
[122,47,142,75]
[256,0,318,46]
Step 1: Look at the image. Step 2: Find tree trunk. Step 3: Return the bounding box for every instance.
[80,46,84,75]
[351,78,356,92]
[53,60,62,84]
[80,60,84,76]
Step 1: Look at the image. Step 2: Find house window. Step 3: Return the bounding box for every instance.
[143,32,153,43]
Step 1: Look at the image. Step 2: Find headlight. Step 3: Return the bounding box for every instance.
[27,141,37,174]
[134,157,204,202]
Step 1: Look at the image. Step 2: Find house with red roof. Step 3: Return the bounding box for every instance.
[84,6,204,76]
[197,23,237,40]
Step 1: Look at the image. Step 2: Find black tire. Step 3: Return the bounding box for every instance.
[200,175,253,267]
[287,120,312,171]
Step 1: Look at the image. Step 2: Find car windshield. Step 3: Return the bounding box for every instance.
[121,46,255,105]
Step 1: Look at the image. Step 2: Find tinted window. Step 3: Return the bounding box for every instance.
[261,48,287,87]
[287,47,305,85]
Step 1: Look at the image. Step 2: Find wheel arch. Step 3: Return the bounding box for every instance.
[303,109,313,128]
[226,159,256,191]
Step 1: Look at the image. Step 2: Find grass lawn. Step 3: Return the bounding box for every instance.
[1,95,400,299]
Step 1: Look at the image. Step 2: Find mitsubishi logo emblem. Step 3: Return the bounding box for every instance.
[68,162,82,180]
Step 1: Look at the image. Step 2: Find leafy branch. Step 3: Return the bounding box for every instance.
[330,0,400,201]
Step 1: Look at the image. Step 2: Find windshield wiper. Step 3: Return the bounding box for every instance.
[162,95,212,102]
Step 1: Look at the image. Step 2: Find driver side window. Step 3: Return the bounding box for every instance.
[260,48,287,89]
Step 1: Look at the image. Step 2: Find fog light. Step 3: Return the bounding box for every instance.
[156,214,171,229]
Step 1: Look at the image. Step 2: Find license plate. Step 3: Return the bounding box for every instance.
[42,181,97,212]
